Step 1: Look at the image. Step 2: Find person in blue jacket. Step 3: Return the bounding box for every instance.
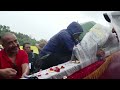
[38,21,84,70]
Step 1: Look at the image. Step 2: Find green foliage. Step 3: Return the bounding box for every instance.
[0,25,38,45]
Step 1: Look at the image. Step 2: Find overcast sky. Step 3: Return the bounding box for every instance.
[0,11,114,41]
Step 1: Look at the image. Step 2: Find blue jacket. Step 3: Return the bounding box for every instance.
[40,22,83,57]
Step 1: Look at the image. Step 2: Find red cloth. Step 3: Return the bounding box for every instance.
[67,60,104,79]
[0,49,29,79]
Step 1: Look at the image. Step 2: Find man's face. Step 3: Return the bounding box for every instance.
[112,28,119,42]
[23,44,31,54]
[73,32,82,41]
[2,34,19,54]
[112,28,116,33]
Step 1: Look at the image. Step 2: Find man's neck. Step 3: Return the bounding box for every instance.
[6,52,17,63]
[6,52,17,58]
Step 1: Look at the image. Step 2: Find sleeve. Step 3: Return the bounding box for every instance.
[21,51,29,64]
[60,33,75,52]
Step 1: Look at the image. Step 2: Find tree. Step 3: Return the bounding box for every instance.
[0,24,38,45]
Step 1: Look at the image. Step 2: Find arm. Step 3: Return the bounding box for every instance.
[96,48,105,60]
[0,68,17,79]
[60,33,75,52]
[21,63,29,78]
[21,51,30,78]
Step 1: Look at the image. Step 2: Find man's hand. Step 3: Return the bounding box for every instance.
[21,63,29,78]
[0,68,17,79]
[96,49,105,60]
[21,73,28,78]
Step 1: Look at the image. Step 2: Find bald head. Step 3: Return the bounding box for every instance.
[1,32,16,42]
[1,32,19,54]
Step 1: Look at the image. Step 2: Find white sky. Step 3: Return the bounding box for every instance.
[0,11,114,41]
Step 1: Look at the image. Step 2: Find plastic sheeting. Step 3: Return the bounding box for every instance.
[109,11,120,43]
[22,61,82,79]
[72,22,120,68]
[80,21,96,40]
[103,11,120,55]
[72,24,110,65]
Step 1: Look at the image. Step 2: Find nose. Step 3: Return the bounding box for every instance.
[12,42,17,46]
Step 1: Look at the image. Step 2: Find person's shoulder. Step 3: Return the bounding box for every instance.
[59,29,67,34]
[18,49,27,54]
[19,49,25,52]
[58,29,69,37]
[0,49,5,56]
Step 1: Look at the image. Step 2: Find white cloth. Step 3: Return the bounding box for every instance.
[107,11,120,44]
[103,11,120,56]
[22,60,96,79]
[72,24,110,64]
[29,63,31,69]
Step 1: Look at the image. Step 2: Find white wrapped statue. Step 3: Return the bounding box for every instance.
[103,11,120,54]
[71,20,120,68]
[71,11,120,69]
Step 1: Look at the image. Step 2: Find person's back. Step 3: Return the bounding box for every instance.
[40,22,83,56]
[39,21,84,70]
[40,30,72,57]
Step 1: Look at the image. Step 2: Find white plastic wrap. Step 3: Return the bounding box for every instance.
[81,32,98,63]
[110,11,120,43]
[103,32,120,56]
[89,24,110,46]
[72,24,110,60]
[71,23,120,68]
[103,11,120,55]
[72,31,98,68]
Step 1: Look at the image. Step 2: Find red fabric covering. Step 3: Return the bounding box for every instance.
[67,60,104,79]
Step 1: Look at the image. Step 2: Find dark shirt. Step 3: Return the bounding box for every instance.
[28,52,39,73]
